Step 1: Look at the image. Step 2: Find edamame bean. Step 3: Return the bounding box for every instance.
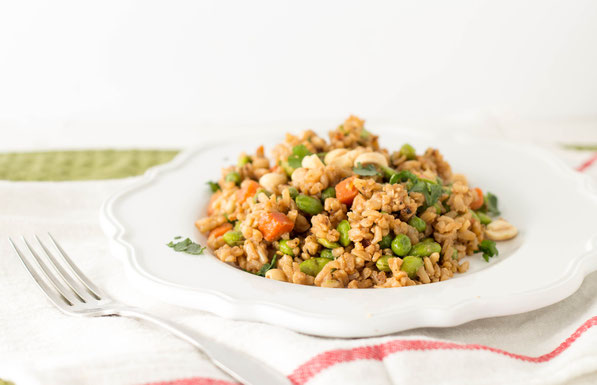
[295,194,323,215]
[337,220,351,247]
[278,239,294,256]
[400,256,424,278]
[225,171,241,185]
[477,212,492,225]
[321,187,336,201]
[222,230,243,246]
[237,155,251,167]
[391,234,412,256]
[318,238,340,249]
[378,233,393,249]
[376,256,391,272]
[320,249,334,260]
[400,143,416,160]
[299,257,331,277]
[288,186,299,199]
[408,216,426,232]
[410,241,442,257]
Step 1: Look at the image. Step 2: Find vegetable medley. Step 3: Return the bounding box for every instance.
[192,116,518,288]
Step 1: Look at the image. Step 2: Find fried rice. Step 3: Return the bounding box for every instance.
[195,116,517,288]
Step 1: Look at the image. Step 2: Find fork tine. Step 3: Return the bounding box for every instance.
[35,235,97,302]
[9,238,72,309]
[20,237,81,305]
[47,233,106,299]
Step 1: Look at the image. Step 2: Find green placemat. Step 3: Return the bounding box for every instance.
[0,150,179,181]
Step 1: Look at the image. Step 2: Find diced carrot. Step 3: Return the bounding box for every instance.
[335,176,359,205]
[207,191,221,216]
[470,187,484,210]
[237,179,260,203]
[258,212,295,242]
[208,222,233,239]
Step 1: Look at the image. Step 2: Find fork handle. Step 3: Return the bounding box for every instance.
[113,306,291,385]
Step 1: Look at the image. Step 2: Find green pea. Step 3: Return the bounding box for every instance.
[237,155,251,167]
[452,248,459,260]
[337,220,351,247]
[476,212,492,225]
[321,187,336,201]
[376,256,392,272]
[222,230,243,246]
[320,248,334,260]
[299,257,331,277]
[288,186,299,199]
[378,233,393,249]
[410,241,442,257]
[295,194,323,215]
[225,171,241,185]
[400,143,417,160]
[391,234,412,257]
[318,238,340,249]
[278,239,294,256]
[400,256,424,278]
[408,216,427,232]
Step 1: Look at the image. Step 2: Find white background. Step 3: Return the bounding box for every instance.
[1,0,596,149]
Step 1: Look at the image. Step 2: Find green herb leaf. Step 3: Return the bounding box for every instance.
[389,170,418,184]
[207,181,221,192]
[257,255,278,277]
[292,144,312,158]
[478,239,498,262]
[352,162,381,176]
[287,144,313,169]
[167,237,206,255]
[483,192,501,216]
[409,180,443,206]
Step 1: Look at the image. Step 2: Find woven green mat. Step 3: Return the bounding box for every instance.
[0,150,179,181]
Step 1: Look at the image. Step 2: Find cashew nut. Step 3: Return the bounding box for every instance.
[324,149,348,165]
[301,154,324,169]
[259,172,287,192]
[485,218,518,241]
[265,268,287,282]
[291,167,307,184]
[353,152,388,167]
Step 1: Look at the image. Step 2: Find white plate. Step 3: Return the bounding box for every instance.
[100,129,597,337]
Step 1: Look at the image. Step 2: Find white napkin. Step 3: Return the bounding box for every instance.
[1,147,597,385]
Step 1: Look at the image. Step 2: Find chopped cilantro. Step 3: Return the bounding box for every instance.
[389,170,418,184]
[409,180,443,206]
[287,144,313,169]
[257,255,278,277]
[207,181,221,193]
[483,192,501,216]
[167,237,206,255]
[352,162,381,176]
[478,239,498,262]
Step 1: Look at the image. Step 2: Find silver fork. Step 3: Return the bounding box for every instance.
[9,234,291,385]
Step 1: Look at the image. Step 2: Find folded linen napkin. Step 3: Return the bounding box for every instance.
[1,147,596,385]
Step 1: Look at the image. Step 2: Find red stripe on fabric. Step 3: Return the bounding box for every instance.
[142,377,237,385]
[576,152,597,172]
[288,316,597,385]
[139,316,597,385]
